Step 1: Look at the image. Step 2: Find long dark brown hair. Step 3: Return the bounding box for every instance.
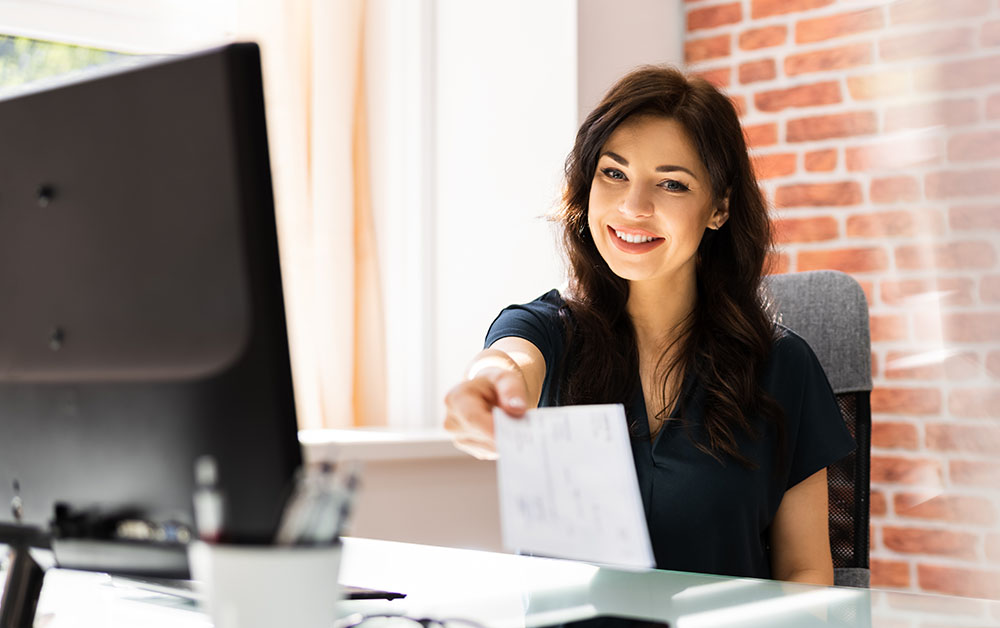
[555,65,784,468]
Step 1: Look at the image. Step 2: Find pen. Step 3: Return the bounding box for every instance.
[193,455,224,543]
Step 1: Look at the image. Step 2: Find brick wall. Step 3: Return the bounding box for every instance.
[684,0,1000,599]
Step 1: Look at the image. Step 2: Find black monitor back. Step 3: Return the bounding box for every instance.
[0,44,301,576]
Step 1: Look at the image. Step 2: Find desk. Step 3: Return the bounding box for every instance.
[23,537,1000,627]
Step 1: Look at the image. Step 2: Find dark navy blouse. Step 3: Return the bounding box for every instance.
[485,289,855,579]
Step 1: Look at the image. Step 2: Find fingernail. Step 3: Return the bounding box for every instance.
[508,396,526,410]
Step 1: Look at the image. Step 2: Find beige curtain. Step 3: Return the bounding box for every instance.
[237,0,386,429]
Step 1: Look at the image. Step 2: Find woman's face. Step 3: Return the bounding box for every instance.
[586,115,728,287]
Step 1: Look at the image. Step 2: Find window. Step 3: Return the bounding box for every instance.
[0,35,136,90]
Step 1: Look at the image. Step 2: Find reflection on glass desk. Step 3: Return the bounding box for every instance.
[17,537,1000,627]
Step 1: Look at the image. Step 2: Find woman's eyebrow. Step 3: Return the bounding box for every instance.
[656,164,698,179]
[601,151,698,180]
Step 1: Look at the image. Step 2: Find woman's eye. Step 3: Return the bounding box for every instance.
[661,180,690,192]
[601,167,626,181]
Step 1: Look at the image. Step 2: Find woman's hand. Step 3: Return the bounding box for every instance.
[444,367,528,460]
[443,340,546,460]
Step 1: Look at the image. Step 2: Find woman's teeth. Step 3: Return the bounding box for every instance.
[615,230,656,244]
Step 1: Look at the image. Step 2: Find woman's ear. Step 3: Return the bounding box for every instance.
[709,196,729,230]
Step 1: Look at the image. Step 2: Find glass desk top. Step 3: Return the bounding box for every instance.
[18,537,1000,627]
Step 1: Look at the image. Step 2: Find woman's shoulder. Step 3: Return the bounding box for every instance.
[770,324,818,363]
[504,288,567,318]
[764,324,832,392]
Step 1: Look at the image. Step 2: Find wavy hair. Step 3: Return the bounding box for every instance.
[554,65,784,468]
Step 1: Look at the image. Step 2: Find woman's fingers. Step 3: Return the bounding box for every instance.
[489,370,528,417]
[453,435,499,461]
[444,370,532,457]
[444,378,498,440]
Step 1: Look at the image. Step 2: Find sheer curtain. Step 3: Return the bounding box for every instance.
[238,0,386,429]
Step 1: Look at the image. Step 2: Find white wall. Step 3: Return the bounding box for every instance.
[431,0,577,413]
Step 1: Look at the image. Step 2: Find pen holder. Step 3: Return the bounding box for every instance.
[188,541,343,628]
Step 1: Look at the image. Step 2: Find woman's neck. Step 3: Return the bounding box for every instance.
[626,268,698,353]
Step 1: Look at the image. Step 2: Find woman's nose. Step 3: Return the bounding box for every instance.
[619,185,654,218]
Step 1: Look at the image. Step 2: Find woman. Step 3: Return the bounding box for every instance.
[443,66,854,584]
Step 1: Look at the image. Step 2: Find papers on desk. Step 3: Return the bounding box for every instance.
[493,404,654,569]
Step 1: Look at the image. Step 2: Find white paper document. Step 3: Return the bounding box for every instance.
[493,404,654,569]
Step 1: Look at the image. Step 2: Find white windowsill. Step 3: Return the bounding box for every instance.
[299,428,474,464]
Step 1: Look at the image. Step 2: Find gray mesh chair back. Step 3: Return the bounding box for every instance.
[763,270,872,588]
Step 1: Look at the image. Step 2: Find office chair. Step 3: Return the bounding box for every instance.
[763,270,873,588]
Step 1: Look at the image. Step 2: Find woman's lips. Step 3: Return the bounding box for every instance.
[607,225,664,254]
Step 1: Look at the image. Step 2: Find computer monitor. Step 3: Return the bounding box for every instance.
[0,43,302,621]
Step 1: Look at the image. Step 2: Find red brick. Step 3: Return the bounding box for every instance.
[927,169,1000,198]
[949,388,1000,418]
[938,312,1000,342]
[870,314,908,342]
[847,210,944,238]
[695,67,731,88]
[885,99,979,132]
[950,205,1000,230]
[775,182,863,207]
[751,0,835,19]
[914,55,1000,91]
[870,348,879,375]
[796,9,884,44]
[896,241,997,270]
[871,489,888,516]
[983,275,1000,302]
[798,247,888,273]
[804,149,837,172]
[754,81,841,112]
[848,70,912,100]
[885,349,979,379]
[895,492,997,524]
[785,43,872,77]
[739,59,776,84]
[729,94,746,116]
[880,27,976,61]
[744,123,778,148]
[926,423,1000,454]
[872,455,943,485]
[871,558,910,588]
[871,421,919,449]
[988,93,1000,120]
[951,459,1000,487]
[871,387,942,415]
[774,216,839,243]
[918,564,1000,600]
[685,35,731,63]
[787,111,877,142]
[765,250,790,275]
[687,2,741,31]
[989,350,1000,379]
[845,137,942,171]
[752,153,797,180]
[890,0,991,25]
[739,25,787,50]
[949,130,1000,161]
[883,526,978,559]
[987,534,1000,562]
[871,177,921,203]
[983,20,1000,46]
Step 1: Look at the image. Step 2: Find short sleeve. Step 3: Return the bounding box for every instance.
[766,330,857,489]
[484,289,567,405]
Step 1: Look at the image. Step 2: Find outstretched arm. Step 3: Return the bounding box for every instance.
[443,337,546,460]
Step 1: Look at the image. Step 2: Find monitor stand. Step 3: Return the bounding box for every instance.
[0,524,49,628]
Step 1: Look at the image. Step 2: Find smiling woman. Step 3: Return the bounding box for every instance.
[444,65,855,585]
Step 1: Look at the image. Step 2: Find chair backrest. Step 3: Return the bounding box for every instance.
[763,270,872,588]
